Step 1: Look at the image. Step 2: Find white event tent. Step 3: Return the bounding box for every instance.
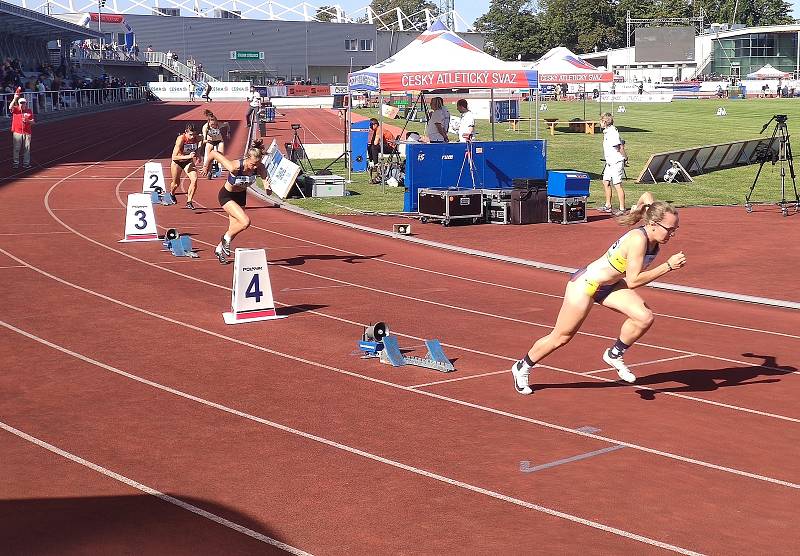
[746,64,793,79]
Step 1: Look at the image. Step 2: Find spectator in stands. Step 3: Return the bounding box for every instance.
[132,44,140,60]
[599,113,627,216]
[425,96,449,143]
[9,88,35,169]
[455,99,475,142]
[637,82,644,95]
[202,81,212,102]
[189,80,196,102]
[166,49,173,67]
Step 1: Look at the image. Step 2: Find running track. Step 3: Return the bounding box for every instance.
[1,101,798,554]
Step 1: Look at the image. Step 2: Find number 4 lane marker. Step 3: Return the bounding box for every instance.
[119,193,160,242]
[223,248,286,324]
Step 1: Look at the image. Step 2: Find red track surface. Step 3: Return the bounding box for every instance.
[1,101,798,554]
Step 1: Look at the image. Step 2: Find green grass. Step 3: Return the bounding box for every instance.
[278,100,799,214]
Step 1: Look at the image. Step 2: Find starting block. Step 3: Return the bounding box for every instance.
[162,228,198,258]
[379,335,455,373]
[149,187,175,206]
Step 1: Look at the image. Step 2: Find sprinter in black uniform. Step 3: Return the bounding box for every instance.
[201,139,272,264]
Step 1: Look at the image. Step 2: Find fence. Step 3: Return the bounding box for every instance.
[0,86,149,122]
[144,51,218,82]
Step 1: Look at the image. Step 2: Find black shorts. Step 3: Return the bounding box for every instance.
[208,140,222,148]
[218,187,247,207]
[173,158,194,170]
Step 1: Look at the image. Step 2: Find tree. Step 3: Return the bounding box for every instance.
[367,0,440,30]
[474,0,546,60]
[315,5,339,22]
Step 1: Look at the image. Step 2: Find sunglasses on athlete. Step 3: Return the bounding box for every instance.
[655,222,678,235]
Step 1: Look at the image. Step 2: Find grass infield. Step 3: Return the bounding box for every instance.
[260,99,799,215]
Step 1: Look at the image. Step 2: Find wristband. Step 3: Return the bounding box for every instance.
[666,261,674,271]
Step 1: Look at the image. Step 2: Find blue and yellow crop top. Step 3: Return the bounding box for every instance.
[227,159,257,189]
[606,227,660,273]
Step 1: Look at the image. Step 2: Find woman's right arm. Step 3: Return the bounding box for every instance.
[203,150,238,174]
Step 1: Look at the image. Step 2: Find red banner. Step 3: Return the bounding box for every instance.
[376,70,539,91]
[90,13,126,24]
[286,85,332,97]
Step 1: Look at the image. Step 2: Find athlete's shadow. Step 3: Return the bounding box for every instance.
[270,253,384,266]
[533,353,796,399]
[634,353,796,400]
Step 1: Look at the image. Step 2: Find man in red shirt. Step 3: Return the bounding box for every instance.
[9,89,34,169]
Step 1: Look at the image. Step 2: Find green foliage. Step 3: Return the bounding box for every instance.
[475,0,795,61]
[315,5,339,21]
[368,0,440,29]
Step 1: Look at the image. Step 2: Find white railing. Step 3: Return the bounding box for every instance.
[1,86,149,120]
[73,47,142,63]
[144,51,218,82]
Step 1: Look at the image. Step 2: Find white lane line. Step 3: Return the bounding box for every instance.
[0,231,72,236]
[237,222,800,340]
[410,370,508,389]
[4,250,799,490]
[280,285,353,292]
[35,186,800,425]
[584,354,698,375]
[0,264,27,269]
[0,320,704,556]
[0,419,311,555]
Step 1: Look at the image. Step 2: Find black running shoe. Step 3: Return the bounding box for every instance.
[186,201,195,210]
[220,235,231,257]
[169,192,177,204]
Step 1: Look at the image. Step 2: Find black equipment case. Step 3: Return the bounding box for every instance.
[511,179,548,224]
[418,188,483,226]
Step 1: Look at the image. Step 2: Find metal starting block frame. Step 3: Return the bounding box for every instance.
[379,335,455,373]
[150,188,176,206]
[162,234,198,258]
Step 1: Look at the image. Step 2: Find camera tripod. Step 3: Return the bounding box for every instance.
[289,124,316,175]
[745,115,799,216]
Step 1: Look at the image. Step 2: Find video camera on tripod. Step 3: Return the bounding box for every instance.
[746,114,799,216]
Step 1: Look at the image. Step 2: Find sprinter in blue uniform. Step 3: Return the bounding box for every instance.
[201,139,271,264]
[509,193,686,394]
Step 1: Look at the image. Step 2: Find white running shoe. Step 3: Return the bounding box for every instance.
[511,361,533,395]
[603,349,636,383]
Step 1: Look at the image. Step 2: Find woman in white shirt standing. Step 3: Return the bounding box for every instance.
[425,97,450,142]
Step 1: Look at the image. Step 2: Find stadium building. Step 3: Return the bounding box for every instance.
[582,23,800,83]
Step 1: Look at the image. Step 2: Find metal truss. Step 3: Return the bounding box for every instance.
[15,1,471,32]
[626,9,706,49]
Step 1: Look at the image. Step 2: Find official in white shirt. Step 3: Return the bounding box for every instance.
[425,97,450,142]
[600,113,627,215]
[456,99,475,142]
[246,86,261,127]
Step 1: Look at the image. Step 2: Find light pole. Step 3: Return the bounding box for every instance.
[98,0,105,56]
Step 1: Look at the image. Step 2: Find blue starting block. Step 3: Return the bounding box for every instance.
[150,187,176,206]
[379,335,455,373]
[162,229,198,258]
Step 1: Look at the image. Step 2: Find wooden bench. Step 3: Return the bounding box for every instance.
[507,117,535,132]
[569,120,599,134]
[544,118,559,136]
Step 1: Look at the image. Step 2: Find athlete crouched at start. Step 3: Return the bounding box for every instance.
[201,139,272,264]
[169,123,203,210]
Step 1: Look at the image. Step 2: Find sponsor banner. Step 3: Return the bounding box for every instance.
[147,81,252,101]
[375,70,538,91]
[598,92,673,103]
[331,85,349,95]
[538,72,614,83]
[286,85,332,97]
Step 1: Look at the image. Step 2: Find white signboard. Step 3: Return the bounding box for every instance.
[142,162,166,193]
[598,93,674,103]
[331,85,349,95]
[147,81,252,101]
[262,140,302,199]
[223,248,283,324]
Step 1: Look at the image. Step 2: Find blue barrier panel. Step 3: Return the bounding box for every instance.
[404,140,546,212]
[350,119,371,173]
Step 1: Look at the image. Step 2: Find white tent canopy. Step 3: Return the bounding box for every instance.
[746,64,792,79]
[349,20,538,91]
[527,47,613,84]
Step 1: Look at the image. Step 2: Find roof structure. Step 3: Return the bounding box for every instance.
[0,0,101,41]
[746,63,792,79]
[349,20,537,92]
[528,47,613,84]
